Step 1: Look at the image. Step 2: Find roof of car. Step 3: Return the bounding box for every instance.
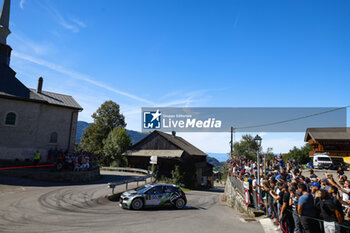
[152,183,177,187]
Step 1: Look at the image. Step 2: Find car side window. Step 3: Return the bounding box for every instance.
[146,186,163,194]
[163,186,176,193]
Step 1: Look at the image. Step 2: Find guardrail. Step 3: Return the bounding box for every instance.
[229,176,245,197]
[101,166,151,174]
[102,167,154,194]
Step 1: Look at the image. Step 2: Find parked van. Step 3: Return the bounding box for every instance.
[313,153,333,169]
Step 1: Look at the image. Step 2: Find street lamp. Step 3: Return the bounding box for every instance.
[254,134,262,147]
[254,135,262,203]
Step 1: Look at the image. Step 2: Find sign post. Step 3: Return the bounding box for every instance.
[244,190,250,206]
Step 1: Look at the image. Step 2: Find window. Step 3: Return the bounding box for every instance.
[163,185,177,193]
[146,186,163,194]
[317,157,331,161]
[5,112,16,126]
[50,132,58,143]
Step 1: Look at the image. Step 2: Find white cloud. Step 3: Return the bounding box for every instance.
[12,52,155,105]
[10,34,53,56]
[71,18,87,28]
[19,0,26,9]
[37,2,87,33]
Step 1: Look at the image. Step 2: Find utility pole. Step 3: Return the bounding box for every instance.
[230,127,234,158]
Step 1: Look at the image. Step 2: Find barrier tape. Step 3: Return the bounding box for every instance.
[0,164,55,170]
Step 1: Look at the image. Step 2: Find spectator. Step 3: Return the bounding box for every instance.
[297,182,320,233]
[309,169,317,179]
[320,189,342,233]
[280,184,295,233]
[289,186,303,233]
[33,150,41,165]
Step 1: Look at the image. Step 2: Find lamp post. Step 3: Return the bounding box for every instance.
[254,135,262,199]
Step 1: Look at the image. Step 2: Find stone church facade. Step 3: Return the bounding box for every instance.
[0,0,82,161]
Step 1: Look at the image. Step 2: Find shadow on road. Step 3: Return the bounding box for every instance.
[128,205,200,212]
[0,173,141,187]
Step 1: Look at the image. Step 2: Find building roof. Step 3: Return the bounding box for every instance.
[0,66,82,110]
[155,130,207,156]
[128,130,207,157]
[28,89,82,110]
[124,149,184,158]
[304,128,350,142]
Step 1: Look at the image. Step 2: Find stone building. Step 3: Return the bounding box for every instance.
[0,0,82,161]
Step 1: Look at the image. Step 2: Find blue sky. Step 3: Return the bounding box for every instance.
[8,0,350,160]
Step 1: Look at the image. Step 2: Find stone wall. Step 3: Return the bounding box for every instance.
[0,98,79,160]
[224,176,255,217]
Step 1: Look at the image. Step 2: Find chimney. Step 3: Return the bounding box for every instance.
[172,131,176,137]
[37,77,43,93]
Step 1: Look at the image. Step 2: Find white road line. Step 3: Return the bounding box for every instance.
[259,218,280,233]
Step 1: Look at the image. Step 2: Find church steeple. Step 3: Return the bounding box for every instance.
[0,0,10,45]
[0,0,11,66]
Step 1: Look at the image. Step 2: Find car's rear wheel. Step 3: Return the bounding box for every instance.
[131,198,144,210]
[175,198,185,209]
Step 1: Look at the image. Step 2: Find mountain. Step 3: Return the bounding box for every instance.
[206,153,229,162]
[75,121,148,145]
[76,121,90,143]
[207,156,225,168]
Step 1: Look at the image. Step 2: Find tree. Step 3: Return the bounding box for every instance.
[171,165,183,185]
[102,128,131,167]
[284,144,312,164]
[265,147,275,163]
[80,101,126,154]
[233,134,260,161]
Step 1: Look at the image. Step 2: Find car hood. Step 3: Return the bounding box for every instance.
[121,190,139,197]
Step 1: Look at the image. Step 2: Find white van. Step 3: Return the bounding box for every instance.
[313,153,333,169]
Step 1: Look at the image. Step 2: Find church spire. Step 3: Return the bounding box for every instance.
[0,0,10,45]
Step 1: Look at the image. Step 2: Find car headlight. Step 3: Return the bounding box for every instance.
[123,197,129,201]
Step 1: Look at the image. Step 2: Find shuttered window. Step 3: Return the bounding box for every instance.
[5,112,16,125]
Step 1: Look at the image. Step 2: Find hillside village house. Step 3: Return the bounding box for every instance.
[304,127,350,162]
[0,0,82,161]
[124,130,213,187]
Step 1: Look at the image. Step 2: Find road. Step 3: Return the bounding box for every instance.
[0,171,264,233]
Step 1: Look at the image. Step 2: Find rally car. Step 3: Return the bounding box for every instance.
[119,183,187,210]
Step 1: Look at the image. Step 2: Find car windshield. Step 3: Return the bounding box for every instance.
[135,185,151,193]
[318,157,331,161]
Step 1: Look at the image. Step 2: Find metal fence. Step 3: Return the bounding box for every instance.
[229,175,259,209]
[102,167,154,194]
[229,176,245,196]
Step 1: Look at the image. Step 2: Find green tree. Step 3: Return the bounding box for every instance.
[265,147,275,163]
[102,128,131,167]
[284,144,312,164]
[80,101,126,154]
[233,134,260,161]
[171,165,183,185]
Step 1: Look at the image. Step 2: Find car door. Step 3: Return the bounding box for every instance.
[144,186,163,206]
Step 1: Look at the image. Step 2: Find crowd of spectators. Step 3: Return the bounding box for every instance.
[228,155,350,233]
[47,149,99,171]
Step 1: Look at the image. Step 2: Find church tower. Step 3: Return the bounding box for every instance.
[0,0,11,66]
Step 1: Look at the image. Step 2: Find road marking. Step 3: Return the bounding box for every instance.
[259,218,280,233]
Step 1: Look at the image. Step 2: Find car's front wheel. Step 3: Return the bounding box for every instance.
[175,198,186,209]
[131,198,144,210]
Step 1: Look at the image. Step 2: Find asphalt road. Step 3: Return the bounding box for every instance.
[0,171,264,233]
